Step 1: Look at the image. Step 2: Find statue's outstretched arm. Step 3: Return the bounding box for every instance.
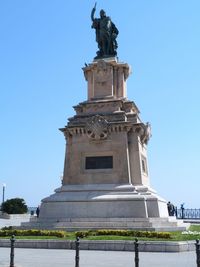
[91,2,97,21]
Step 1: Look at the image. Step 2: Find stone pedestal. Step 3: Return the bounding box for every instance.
[84,59,130,99]
[25,58,188,231]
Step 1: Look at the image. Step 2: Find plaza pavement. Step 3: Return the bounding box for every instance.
[0,217,198,266]
[0,216,30,228]
[0,247,197,267]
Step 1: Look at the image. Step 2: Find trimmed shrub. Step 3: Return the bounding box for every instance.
[75,229,171,239]
[0,229,66,238]
[75,231,91,238]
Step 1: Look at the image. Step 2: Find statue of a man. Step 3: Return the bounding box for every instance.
[91,3,119,59]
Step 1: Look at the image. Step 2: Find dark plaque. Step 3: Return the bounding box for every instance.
[85,156,113,169]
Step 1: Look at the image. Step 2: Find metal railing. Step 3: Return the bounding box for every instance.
[9,236,200,267]
[177,208,200,219]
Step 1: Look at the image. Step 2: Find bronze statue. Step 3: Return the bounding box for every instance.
[91,3,119,59]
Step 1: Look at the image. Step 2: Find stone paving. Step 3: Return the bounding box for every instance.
[0,247,197,267]
[0,216,30,228]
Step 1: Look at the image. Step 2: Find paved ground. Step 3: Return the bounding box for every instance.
[0,248,197,267]
[0,217,30,228]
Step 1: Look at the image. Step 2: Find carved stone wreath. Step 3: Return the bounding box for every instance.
[86,115,109,140]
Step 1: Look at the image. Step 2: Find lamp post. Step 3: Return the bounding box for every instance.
[2,183,6,204]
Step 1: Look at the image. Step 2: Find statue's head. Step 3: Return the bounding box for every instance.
[100,9,106,18]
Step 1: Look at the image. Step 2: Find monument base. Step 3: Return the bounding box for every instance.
[39,184,168,219]
[21,184,189,231]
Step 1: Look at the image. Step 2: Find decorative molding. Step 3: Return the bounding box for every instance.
[59,128,72,140]
[61,119,135,139]
[109,124,132,133]
[73,99,140,116]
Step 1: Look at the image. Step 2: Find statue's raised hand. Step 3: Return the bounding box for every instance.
[91,2,97,21]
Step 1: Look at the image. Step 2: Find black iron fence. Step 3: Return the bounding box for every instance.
[176,208,200,219]
[9,235,200,267]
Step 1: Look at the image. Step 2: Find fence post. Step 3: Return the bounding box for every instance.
[75,236,80,267]
[181,205,185,219]
[196,239,200,267]
[134,238,139,267]
[175,206,178,218]
[10,235,15,267]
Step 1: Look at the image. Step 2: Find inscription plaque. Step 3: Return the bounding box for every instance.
[85,156,113,169]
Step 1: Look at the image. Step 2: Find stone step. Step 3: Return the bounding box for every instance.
[21,221,154,228]
[20,217,189,232]
[35,217,174,223]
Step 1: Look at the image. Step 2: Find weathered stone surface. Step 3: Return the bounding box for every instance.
[25,58,188,231]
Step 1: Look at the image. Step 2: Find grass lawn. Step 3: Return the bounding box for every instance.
[1,225,200,242]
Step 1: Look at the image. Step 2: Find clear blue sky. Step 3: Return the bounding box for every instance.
[0,1,199,208]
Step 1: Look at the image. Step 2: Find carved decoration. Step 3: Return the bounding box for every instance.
[95,60,112,86]
[134,122,152,145]
[86,115,109,140]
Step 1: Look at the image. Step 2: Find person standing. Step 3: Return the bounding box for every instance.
[36,206,40,218]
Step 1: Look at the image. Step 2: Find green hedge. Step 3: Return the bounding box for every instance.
[75,229,171,239]
[0,229,66,238]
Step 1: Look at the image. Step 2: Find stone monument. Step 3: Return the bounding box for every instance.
[23,6,188,231]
